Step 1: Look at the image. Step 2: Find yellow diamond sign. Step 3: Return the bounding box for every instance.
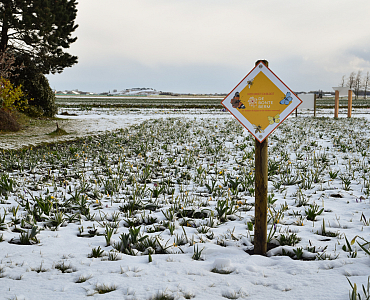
[221,61,302,142]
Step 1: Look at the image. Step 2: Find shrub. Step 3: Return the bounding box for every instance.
[0,76,25,131]
[0,77,23,109]
[12,54,57,117]
[20,73,57,117]
[0,108,21,131]
[25,104,44,118]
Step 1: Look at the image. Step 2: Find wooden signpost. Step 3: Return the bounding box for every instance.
[348,89,352,118]
[221,60,302,255]
[335,90,339,118]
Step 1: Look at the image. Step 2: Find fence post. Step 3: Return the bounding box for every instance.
[334,90,339,118]
[348,90,352,118]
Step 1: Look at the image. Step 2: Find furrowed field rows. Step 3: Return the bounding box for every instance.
[56,96,224,109]
[2,115,370,298]
[56,96,370,110]
[1,116,370,260]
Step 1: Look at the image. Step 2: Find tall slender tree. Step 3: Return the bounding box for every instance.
[353,70,362,100]
[347,72,356,90]
[340,75,346,87]
[0,0,78,75]
[364,71,370,100]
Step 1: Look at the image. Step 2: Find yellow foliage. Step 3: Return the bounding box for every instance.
[14,97,31,112]
[0,77,23,109]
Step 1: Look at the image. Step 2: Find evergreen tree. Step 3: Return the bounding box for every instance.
[12,52,57,117]
[0,0,78,74]
[0,1,78,117]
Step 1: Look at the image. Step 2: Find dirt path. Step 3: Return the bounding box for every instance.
[0,117,117,150]
[0,108,228,150]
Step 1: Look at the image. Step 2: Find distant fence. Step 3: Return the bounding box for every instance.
[316,98,370,108]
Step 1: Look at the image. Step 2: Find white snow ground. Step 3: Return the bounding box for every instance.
[1,107,370,300]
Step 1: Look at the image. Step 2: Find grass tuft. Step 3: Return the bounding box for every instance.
[94,283,117,294]
[54,261,76,273]
[75,274,92,283]
[47,124,68,136]
[149,292,175,300]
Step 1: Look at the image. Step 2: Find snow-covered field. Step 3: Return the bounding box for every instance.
[1,108,370,300]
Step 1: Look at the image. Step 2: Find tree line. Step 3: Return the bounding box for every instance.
[340,71,370,100]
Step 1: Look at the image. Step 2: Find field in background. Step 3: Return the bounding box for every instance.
[56,95,224,109]
[317,97,370,108]
[56,95,370,109]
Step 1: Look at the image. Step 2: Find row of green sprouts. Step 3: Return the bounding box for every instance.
[0,116,370,267]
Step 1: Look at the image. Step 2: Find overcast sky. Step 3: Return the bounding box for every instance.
[46,0,370,94]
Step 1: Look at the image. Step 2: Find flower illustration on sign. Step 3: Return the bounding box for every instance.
[248,97,257,107]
